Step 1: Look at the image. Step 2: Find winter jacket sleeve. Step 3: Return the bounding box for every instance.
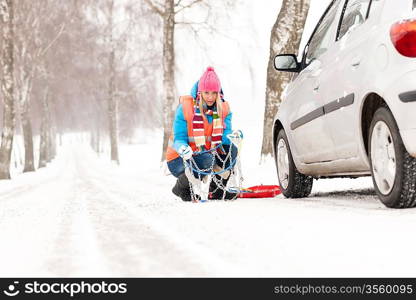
[222,111,232,145]
[172,104,189,153]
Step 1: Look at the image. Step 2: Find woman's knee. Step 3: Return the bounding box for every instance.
[216,144,238,168]
[167,157,185,178]
[194,152,213,170]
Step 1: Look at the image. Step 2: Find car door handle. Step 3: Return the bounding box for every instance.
[313,85,320,91]
[351,57,361,67]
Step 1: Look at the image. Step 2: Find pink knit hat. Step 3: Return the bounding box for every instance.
[198,67,221,93]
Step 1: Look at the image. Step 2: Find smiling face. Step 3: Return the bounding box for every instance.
[201,91,218,106]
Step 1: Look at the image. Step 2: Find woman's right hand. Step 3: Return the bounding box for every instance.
[178,145,193,160]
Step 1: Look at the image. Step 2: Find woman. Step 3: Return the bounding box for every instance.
[166,67,239,201]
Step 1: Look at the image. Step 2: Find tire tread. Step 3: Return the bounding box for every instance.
[276,129,313,198]
[369,106,416,208]
[396,152,416,208]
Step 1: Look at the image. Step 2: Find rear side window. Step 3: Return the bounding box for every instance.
[338,0,372,40]
[414,0,416,9]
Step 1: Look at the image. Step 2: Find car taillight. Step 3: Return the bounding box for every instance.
[390,19,416,57]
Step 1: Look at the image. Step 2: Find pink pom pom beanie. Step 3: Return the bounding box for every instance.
[197,67,221,93]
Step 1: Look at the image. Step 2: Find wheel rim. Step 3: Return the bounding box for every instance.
[370,120,396,195]
[277,138,290,189]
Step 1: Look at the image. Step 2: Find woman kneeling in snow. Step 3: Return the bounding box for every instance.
[166,67,239,201]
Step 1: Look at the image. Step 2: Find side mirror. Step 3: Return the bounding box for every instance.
[274,54,300,73]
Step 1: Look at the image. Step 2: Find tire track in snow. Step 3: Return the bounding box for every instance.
[46,172,113,277]
[0,152,76,276]
[0,147,114,277]
[74,148,246,276]
[0,166,64,220]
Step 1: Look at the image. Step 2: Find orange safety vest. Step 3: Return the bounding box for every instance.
[166,95,230,162]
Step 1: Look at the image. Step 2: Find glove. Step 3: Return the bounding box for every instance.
[178,145,193,160]
[231,129,243,139]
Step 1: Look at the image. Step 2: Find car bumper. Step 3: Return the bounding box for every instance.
[383,70,416,157]
[384,70,416,131]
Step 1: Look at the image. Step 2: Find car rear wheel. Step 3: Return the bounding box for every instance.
[275,129,313,198]
[369,107,416,208]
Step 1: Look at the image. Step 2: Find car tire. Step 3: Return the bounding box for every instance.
[275,129,313,198]
[369,107,416,208]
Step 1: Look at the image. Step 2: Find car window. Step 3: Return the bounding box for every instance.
[338,0,372,40]
[305,0,342,65]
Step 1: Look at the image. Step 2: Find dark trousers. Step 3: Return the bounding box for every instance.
[167,144,238,179]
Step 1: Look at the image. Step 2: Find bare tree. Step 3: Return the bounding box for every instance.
[144,0,239,161]
[0,0,15,180]
[144,0,176,161]
[261,0,310,157]
[14,0,39,172]
[144,0,227,161]
[14,0,65,172]
[81,0,153,164]
[106,0,119,163]
[50,1,106,145]
[38,84,50,168]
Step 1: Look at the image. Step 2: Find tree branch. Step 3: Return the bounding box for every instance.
[143,0,163,16]
[38,23,65,58]
[174,0,204,13]
[175,20,206,26]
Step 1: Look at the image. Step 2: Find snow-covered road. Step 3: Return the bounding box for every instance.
[1,139,416,277]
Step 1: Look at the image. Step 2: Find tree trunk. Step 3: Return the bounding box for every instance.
[0,0,15,180]
[91,121,101,154]
[160,0,175,161]
[108,49,119,163]
[48,97,57,161]
[20,76,35,172]
[49,125,56,160]
[21,106,35,172]
[38,87,49,168]
[46,88,55,162]
[107,0,119,164]
[90,130,96,152]
[261,0,310,157]
[15,31,37,172]
[46,123,51,162]
[46,93,52,163]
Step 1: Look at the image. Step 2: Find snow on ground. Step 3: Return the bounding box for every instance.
[2,0,411,279]
[1,130,416,278]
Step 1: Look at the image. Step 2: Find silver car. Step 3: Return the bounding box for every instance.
[272,0,416,208]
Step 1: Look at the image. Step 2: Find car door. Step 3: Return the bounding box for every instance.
[321,0,383,159]
[288,0,344,164]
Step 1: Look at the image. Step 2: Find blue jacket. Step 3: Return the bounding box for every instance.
[173,81,232,152]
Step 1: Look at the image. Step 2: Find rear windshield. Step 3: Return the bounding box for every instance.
[414,0,416,10]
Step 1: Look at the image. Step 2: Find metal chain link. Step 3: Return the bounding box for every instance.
[184,153,216,202]
[182,136,243,202]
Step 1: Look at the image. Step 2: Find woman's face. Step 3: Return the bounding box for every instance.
[201,91,218,106]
